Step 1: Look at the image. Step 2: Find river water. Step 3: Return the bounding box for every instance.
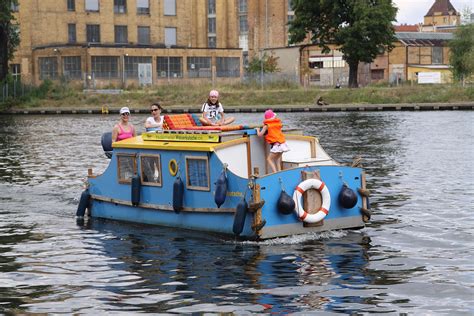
[0,111,472,314]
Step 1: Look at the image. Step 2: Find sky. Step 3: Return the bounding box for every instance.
[393,0,473,24]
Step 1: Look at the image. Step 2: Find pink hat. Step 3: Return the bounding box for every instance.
[209,90,219,97]
[264,109,276,120]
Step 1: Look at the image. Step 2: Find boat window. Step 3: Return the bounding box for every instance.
[141,155,162,186]
[185,156,210,191]
[117,154,136,183]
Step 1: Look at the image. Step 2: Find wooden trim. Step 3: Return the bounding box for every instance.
[140,154,163,187]
[310,138,316,158]
[117,153,137,184]
[285,134,315,141]
[184,155,210,191]
[246,138,252,178]
[214,137,248,150]
[90,194,235,213]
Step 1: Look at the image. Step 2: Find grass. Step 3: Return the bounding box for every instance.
[1,80,473,111]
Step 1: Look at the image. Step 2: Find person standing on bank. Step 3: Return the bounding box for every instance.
[112,107,136,143]
[199,90,235,126]
[144,102,164,132]
[255,109,290,173]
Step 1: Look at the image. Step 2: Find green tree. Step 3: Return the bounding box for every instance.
[289,0,397,88]
[0,0,20,82]
[246,53,281,74]
[449,24,474,85]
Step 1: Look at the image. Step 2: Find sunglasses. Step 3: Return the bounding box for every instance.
[121,112,130,116]
[151,108,160,112]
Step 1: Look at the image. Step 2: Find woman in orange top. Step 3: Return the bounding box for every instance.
[255,109,290,173]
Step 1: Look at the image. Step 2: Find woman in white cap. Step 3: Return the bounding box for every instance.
[112,106,136,143]
[199,90,235,126]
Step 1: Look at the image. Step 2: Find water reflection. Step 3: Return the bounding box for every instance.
[74,219,382,314]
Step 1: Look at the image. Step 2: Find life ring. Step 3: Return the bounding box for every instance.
[292,178,331,223]
[168,159,178,176]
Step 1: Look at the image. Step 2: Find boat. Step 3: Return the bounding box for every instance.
[77,113,371,240]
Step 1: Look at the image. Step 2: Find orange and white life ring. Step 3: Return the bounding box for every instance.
[292,179,331,223]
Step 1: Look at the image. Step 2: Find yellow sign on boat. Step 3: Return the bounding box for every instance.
[142,132,220,143]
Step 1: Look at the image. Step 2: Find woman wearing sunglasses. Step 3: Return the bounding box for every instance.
[144,102,164,132]
[112,107,136,143]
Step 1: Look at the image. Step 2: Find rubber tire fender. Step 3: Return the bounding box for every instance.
[76,189,90,217]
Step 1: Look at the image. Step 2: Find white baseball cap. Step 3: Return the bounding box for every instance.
[120,107,130,114]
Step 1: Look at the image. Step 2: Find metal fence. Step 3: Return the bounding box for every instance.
[1,81,33,103]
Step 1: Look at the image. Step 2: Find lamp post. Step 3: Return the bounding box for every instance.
[122,53,128,87]
[166,46,170,84]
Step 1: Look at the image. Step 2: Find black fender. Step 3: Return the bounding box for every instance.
[233,198,248,236]
[101,132,113,159]
[277,190,295,215]
[339,184,358,209]
[173,177,184,213]
[131,174,141,206]
[214,170,227,208]
[76,189,90,217]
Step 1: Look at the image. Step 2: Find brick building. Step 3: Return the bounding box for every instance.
[10,0,248,87]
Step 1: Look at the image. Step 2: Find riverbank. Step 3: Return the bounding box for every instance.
[3,101,472,115]
[2,82,473,113]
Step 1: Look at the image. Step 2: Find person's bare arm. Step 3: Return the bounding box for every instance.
[255,125,268,137]
[112,125,119,143]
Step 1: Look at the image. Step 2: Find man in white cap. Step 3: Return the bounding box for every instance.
[112,107,136,142]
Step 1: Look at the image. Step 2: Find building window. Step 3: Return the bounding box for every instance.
[91,56,119,78]
[187,57,211,78]
[208,0,216,14]
[67,0,75,11]
[86,24,100,43]
[208,17,216,34]
[371,69,384,80]
[85,0,99,12]
[11,2,19,11]
[164,0,176,16]
[164,27,177,47]
[216,57,240,77]
[208,36,216,48]
[68,24,76,43]
[432,46,443,64]
[239,15,248,33]
[137,0,149,14]
[117,154,136,184]
[309,73,320,82]
[124,56,152,78]
[141,155,162,186]
[115,25,128,44]
[309,61,323,69]
[10,64,20,81]
[114,0,127,13]
[239,0,247,12]
[288,0,293,10]
[39,57,58,80]
[157,56,182,78]
[137,26,150,45]
[185,156,210,191]
[63,56,82,79]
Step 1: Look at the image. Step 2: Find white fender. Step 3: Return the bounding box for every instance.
[292,178,331,223]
